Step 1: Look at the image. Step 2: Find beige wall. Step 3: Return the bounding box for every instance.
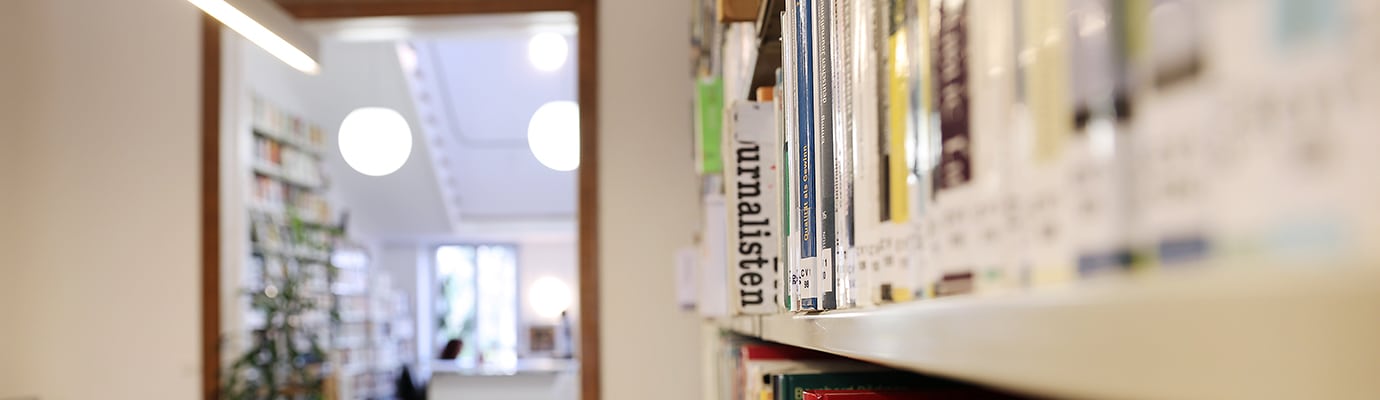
[0,0,701,398]
[0,0,202,398]
[0,1,28,394]
[598,0,703,398]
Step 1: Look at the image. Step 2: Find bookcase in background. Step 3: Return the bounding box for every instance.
[689,0,1380,399]
[228,96,413,400]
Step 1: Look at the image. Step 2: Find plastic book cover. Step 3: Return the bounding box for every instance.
[795,0,820,310]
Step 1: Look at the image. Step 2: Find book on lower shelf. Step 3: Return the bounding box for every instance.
[772,371,963,400]
[802,389,1019,400]
[714,338,1027,400]
[738,343,882,400]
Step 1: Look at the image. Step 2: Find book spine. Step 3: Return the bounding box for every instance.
[1019,0,1077,287]
[852,0,882,306]
[697,77,726,175]
[795,0,820,311]
[884,0,910,225]
[814,0,838,310]
[700,193,730,317]
[728,101,783,315]
[775,66,794,312]
[933,0,971,194]
[784,1,801,312]
[832,0,859,309]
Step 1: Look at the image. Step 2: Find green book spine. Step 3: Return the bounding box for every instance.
[772,371,949,400]
[697,77,726,174]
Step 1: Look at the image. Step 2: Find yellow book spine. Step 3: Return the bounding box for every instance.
[1021,0,1071,164]
[886,5,911,222]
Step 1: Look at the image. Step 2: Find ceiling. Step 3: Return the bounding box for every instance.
[408,31,579,222]
[283,14,579,241]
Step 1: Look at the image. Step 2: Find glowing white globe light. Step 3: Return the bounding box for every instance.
[339,107,412,177]
[527,101,580,171]
[527,33,569,72]
[529,276,573,319]
[396,42,419,74]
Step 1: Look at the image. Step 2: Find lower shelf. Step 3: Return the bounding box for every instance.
[725,264,1380,399]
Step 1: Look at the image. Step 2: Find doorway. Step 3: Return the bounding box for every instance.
[201,4,599,400]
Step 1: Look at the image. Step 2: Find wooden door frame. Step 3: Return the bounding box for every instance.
[199,2,600,399]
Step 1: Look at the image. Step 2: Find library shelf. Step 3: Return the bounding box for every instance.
[745,0,782,101]
[248,204,335,227]
[252,162,324,190]
[252,244,332,264]
[252,125,324,157]
[724,264,1380,400]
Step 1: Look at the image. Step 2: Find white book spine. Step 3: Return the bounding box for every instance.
[699,194,730,317]
[851,0,881,307]
[829,0,846,309]
[726,101,783,315]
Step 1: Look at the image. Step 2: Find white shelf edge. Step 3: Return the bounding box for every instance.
[725,264,1380,400]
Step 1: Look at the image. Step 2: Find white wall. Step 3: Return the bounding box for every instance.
[598,0,703,397]
[0,0,202,399]
[518,236,579,356]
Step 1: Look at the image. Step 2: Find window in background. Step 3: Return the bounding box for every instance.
[434,244,518,366]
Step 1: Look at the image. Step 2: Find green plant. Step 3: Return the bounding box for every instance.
[222,209,342,400]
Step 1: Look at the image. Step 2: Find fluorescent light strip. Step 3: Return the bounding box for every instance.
[188,0,321,74]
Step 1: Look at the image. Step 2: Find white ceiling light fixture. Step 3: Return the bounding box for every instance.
[527,101,580,172]
[339,107,413,177]
[529,276,573,319]
[396,42,420,74]
[527,32,569,72]
[187,0,321,74]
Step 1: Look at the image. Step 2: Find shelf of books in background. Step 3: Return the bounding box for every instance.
[359,273,413,399]
[688,0,1380,313]
[225,96,340,399]
[328,238,414,400]
[236,97,414,400]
